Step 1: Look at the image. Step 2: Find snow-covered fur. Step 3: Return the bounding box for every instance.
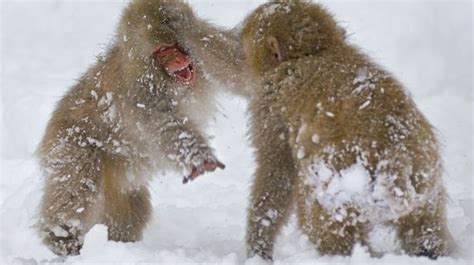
[242,1,454,260]
[37,0,222,256]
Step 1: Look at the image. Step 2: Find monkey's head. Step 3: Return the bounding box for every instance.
[118,0,196,86]
[241,1,346,76]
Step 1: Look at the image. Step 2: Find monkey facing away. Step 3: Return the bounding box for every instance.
[37,0,225,256]
[240,1,454,260]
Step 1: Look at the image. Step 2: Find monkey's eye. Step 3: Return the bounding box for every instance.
[154,43,180,57]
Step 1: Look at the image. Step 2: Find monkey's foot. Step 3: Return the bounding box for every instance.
[403,230,453,259]
[245,254,273,265]
[247,249,273,262]
[409,239,451,259]
[42,225,83,256]
[247,242,273,262]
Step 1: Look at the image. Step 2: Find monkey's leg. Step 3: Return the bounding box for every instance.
[39,145,104,256]
[246,116,297,260]
[102,156,152,242]
[396,195,454,259]
[103,188,151,242]
[296,193,356,256]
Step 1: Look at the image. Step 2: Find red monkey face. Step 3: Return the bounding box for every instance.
[153,43,195,86]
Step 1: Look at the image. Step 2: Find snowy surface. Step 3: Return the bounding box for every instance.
[1,0,472,264]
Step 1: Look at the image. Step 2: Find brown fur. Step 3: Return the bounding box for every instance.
[241,0,454,260]
[158,2,252,98]
[38,0,225,256]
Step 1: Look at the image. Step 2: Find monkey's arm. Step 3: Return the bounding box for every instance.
[153,110,224,182]
[38,141,103,256]
[187,23,251,96]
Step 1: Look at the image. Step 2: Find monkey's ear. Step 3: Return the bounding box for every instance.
[266,36,283,64]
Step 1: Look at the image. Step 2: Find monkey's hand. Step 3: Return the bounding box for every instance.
[157,113,225,183]
[182,150,225,184]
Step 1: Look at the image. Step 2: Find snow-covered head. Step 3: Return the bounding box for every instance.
[117,0,196,87]
[241,0,346,75]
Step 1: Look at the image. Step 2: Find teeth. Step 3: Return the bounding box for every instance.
[174,65,193,81]
[174,63,191,72]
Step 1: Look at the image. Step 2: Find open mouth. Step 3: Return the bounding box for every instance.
[173,63,195,84]
[153,43,196,87]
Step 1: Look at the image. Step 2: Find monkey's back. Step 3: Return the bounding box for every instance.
[260,50,444,224]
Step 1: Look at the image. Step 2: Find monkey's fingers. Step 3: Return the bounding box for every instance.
[182,166,204,184]
[182,160,225,184]
[216,161,226,170]
[203,160,217,172]
[203,160,226,171]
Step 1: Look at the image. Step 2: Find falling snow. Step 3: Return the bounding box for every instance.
[0,1,471,265]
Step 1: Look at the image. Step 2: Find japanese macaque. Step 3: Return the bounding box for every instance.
[241,1,454,260]
[37,0,225,256]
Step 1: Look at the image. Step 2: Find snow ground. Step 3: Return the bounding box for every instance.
[1,0,472,264]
